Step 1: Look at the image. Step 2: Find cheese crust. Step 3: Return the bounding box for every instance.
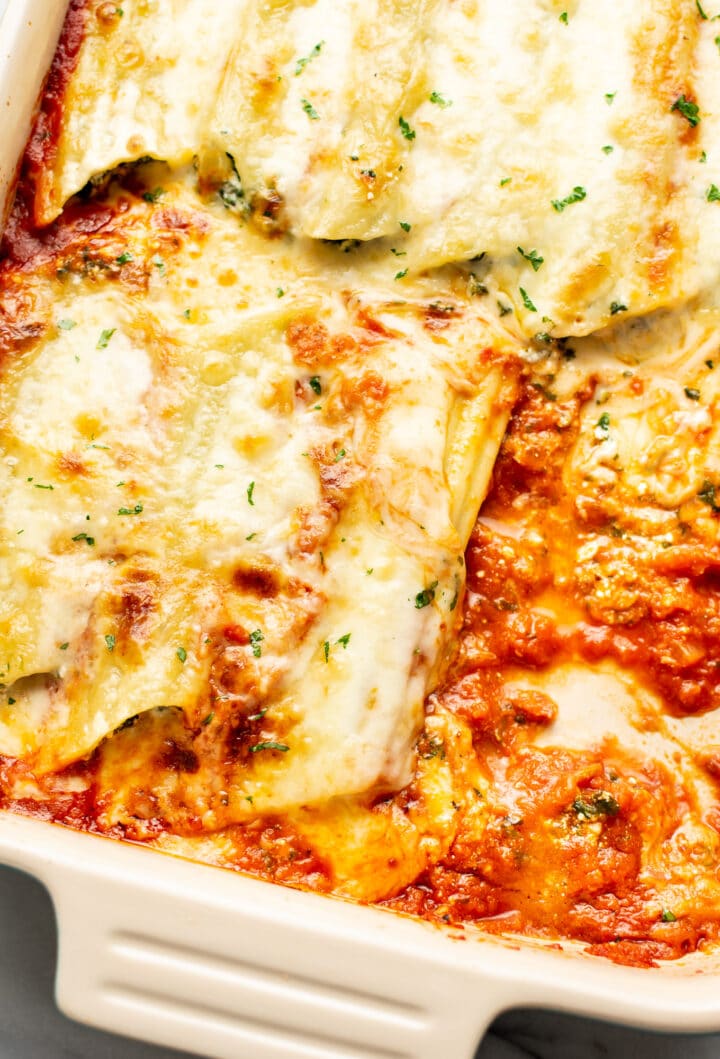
[2,0,720,968]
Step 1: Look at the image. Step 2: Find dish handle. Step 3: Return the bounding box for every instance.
[31,836,511,1059]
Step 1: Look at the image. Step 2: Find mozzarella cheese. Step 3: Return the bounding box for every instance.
[37,0,720,336]
[0,168,518,819]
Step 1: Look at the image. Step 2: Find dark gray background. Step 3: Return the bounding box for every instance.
[0,864,718,1059]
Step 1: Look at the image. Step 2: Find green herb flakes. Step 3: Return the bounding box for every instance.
[415,581,438,609]
[398,115,416,141]
[671,94,701,127]
[519,287,537,312]
[517,246,544,271]
[72,532,95,546]
[97,328,116,349]
[295,40,324,75]
[301,98,320,120]
[551,186,587,212]
[250,629,264,658]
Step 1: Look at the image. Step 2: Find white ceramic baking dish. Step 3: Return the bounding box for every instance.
[1,3,720,1057]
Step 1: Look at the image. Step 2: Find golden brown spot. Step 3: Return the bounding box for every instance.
[114,572,158,642]
[340,371,389,416]
[57,451,88,478]
[286,317,357,367]
[233,562,280,598]
[157,737,199,774]
[647,221,678,293]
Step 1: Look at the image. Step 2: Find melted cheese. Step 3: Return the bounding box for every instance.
[37,0,720,336]
[8,0,720,955]
[34,0,246,224]
[0,168,518,819]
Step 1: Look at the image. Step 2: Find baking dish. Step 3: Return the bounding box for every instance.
[1,3,720,1057]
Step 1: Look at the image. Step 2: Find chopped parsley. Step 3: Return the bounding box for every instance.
[661,909,678,923]
[698,479,720,511]
[551,186,587,212]
[295,40,324,75]
[559,10,568,22]
[698,0,709,17]
[117,503,143,515]
[97,328,116,349]
[57,318,76,330]
[498,300,513,317]
[276,287,285,297]
[399,221,412,232]
[429,90,452,108]
[116,251,134,264]
[59,642,69,651]
[610,300,627,315]
[323,640,330,662]
[395,268,408,280]
[72,532,95,546]
[249,741,290,753]
[309,376,322,395]
[708,184,720,202]
[602,144,614,155]
[398,115,416,141]
[415,581,438,609]
[605,91,616,104]
[247,481,255,505]
[201,712,214,726]
[499,176,512,186]
[685,386,701,400]
[572,791,620,818]
[249,629,264,658]
[671,94,701,127]
[33,483,54,490]
[334,448,346,462]
[176,646,187,663]
[595,412,611,439]
[105,634,116,652]
[219,171,244,210]
[301,97,320,120]
[337,633,351,648]
[517,246,544,271]
[519,287,537,312]
[142,187,165,204]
